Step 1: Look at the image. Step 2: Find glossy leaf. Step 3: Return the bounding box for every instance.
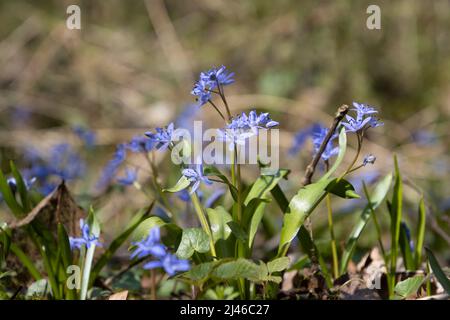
[206,206,232,243]
[176,228,210,259]
[394,275,424,299]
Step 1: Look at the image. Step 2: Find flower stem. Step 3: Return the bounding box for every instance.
[326,193,339,279]
[80,244,96,300]
[191,191,217,258]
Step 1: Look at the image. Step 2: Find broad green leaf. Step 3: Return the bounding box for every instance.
[267,257,290,273]
[426,248,450,294]
[163,175,191,193]
[394,275,424,299]
[176,228,210,259]
[244,169,289,206]
[227,221,248,243]
[131,215,181,247]
[185,261,217,283]
[206,206,232,243]
[319,127,347,182]
[277,178,331,257]
[414,197,426,269]
[212,258,263,282]
[339,173,393,275]
[326,178,360,199]
[204,165,238,201]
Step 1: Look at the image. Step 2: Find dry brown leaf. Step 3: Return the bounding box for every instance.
[108,291,128,300]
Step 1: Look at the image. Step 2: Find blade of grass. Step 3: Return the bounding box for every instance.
[414,197,426,269]
[10,243,42,281]
[426,248,450,294]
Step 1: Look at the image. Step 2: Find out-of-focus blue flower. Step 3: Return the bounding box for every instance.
[349,170,380,193]
[289,125,315,156]
[191,66,234,106]
[73,126,96,148]
[363,154,376,166]
[342,102,383,133]
[69,219,101,250]
[312,124,339,161]
[22,143,86,195]
[182,162,212,194]
[127,135,154,153]
[145,123,175,151]
[117,168,138,186]
[131,227,190,276]
[131,227,167,259]
[96,144,127,190]
[204,188,226,208]
[143,252,190,276]
[412,130,437,146]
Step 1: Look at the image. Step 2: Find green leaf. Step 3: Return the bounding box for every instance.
[176,228,210,259]
[277,178,331,257]
[212,258,263,282]
[399,222,414,271]
[394,275,424,299]
[389,155,403,296]
[339,173,393,275]
[206,206,232,243]
[244,169,289,206]
[414,197,426,269]
[326,178,360,199]
[227,221,248,243]
[131,215,181,247]
[163,175,191,193]
[185,262,217,283]
[10,161,30,212]
[267,257,290,273]
[203,165,238,201]
[426,248,450,294]
[0,169,24,216]
[319,127,347,182]
[10,243,42,281]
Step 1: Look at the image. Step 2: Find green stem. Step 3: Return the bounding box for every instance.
[191,191,217,258]
[80,244,96,300]
[326,194,339,279]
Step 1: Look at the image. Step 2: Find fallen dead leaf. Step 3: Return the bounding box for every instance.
[108,291,128,300]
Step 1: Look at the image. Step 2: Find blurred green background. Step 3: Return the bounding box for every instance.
[0,1,448,261]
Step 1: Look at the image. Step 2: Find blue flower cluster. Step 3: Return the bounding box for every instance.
[73,126,96,148]
[342,102,383,133]
[145,123,175,151]
[69,219,101,250]
[218,110,279,150]
[23,143,86,195]
[191,66,234,106]
[131,227,190,276]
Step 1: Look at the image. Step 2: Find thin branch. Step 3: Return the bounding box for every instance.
[301,104,349,186]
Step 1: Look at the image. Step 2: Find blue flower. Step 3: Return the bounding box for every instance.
[191,66,234,106]
[117,168,138,186]
[96,144,127,190]
[312,124,339,161]
[131,228,167,259]
[127,135,154,153]
[143,252,190,276]
[363,154,376,166]
[204,188,226,208]
[73,126,96,148]
[182,162,212,194]
[69,219,101,250]
[218,110,279,150]
[131,227,190,276]
[145,123,175,151]
[289,125,315,156]
[342,102,383,133]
